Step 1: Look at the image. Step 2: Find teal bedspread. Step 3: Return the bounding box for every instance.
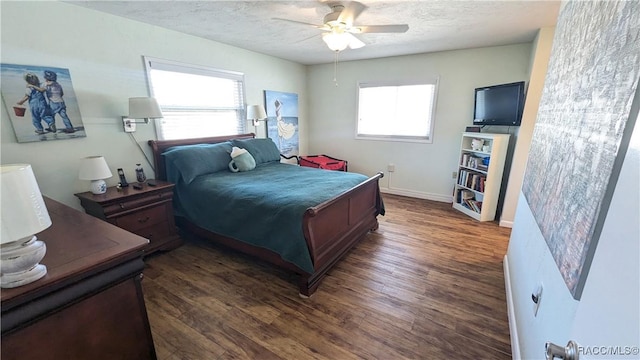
[172,163,375,273]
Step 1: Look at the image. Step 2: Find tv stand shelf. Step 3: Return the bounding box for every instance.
[453,132,509,221]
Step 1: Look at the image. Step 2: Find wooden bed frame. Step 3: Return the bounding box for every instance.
[148,133,384,296]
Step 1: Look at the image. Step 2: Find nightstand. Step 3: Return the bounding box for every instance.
[75,180,182,256]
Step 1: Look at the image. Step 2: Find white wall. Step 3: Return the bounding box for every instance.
[505,2,640,358]
[507,118,640,359]
[0,1,308,210]
[306,44,531,202]
[500,27,555,227]
[569,110,639,356]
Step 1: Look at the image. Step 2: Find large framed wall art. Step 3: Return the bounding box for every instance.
[263,90,299,156]
[1,64,86,143]
[522,1,640,300]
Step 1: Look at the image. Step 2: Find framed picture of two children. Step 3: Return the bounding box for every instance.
[1,64,86,143]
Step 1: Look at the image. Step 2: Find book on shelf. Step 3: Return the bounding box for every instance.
[465,156,482,169]
[461,154,489,170]
[462,199,483,213]
[463,199,477,212]
[458,170,486,192]
[462,154,470,167]
[458,170,468,186]
[461,190,474,200]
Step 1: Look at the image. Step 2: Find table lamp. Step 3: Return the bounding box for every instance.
[79,156,113,194]
[1,164,52,288]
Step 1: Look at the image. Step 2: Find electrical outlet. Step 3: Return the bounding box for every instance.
[387,164,395,172]
[123,118,136,133]
[452,171,458,179]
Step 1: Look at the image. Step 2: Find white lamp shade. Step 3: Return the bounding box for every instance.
[322,32,350,52]
[78,156,113,181]
[247,105,267,120]
[0,164,52,244]
[128,97,163,119]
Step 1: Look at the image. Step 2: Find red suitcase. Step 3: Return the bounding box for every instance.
[299,155,348,172]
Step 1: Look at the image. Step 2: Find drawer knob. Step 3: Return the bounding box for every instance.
[138,216,150,223]
[119,203,125,209]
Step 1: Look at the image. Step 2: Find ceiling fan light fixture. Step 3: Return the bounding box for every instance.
[347,33,365,49]
[322,31,350,52]
[274,1,408,55]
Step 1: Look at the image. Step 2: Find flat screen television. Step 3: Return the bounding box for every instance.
[473,81,525,126]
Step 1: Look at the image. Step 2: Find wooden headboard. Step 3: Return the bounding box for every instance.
[148,133,256,181]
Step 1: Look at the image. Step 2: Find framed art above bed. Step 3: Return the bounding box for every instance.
[264,90,299,157]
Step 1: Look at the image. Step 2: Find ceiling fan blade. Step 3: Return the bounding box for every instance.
[346,33,365,49]
[353,24,410,33]
[337,1,367,26]
[293,33,321,44]
[272,17,327,30]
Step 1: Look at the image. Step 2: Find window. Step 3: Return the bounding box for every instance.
[356,80,438,142]
[144,56,246,140]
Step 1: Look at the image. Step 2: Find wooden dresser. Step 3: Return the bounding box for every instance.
[75,180,182,256]
[1,197,157,360]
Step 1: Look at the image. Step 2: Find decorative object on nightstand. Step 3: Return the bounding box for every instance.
[74,180,182,256]
[135,163,146,184]
[0,164,51,288]
[78,156,112,195]
[247,104,267,127]
[122,97,163,133]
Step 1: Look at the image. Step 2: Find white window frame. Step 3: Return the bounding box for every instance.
[143,56,247,140]
[355,78,439,143]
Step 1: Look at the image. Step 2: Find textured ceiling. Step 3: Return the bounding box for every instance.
[67,1,561,65]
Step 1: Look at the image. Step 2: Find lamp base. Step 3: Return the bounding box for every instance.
[1,264,47,288]
[90,179,107,194]
[0,236,48,288]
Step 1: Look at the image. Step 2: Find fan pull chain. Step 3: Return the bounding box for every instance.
[333,51,340,87]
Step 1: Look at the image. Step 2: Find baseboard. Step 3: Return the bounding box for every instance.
[504,255,521,360]
[499,219,514,228]
[379,187,452,203]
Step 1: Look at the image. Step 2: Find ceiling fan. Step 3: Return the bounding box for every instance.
[274,1,409,52]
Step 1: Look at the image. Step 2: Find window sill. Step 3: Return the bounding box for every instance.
[355,135,433,144]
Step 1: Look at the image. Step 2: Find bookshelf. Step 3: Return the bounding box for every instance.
[452,132,510,221]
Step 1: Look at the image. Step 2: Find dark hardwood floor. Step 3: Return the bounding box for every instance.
[142,194,513,359]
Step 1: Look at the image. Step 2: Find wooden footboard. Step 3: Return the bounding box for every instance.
[300,172,383,296]
[149,134,384,296]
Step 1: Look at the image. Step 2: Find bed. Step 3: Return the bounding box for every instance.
[148,133,384,296]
